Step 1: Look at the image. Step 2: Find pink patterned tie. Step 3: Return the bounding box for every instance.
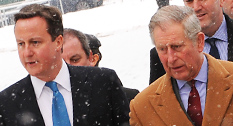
[187,80,203,126]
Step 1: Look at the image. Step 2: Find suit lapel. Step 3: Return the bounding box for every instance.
[202,54,233,125]
[16,75,45,126]
[148,74,193,126]
[68,65,91,126]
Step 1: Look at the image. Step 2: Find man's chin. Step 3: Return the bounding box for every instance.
[171,73,188,81]
[26,69,39,77]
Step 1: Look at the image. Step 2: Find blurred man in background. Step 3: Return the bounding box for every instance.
[62,28,140,103]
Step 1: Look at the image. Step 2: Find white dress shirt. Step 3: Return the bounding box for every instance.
[31,60,73,126]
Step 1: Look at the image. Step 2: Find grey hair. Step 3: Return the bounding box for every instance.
[149,5,201,43]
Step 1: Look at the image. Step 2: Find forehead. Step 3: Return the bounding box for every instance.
[14,17,49,40]
[15,16,47,28]
[153,23,186,45]
[63,35,86,53]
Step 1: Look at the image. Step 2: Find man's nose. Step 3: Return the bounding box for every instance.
[167,48,177,63]
[192,0,202,12]
[23,45,34,57]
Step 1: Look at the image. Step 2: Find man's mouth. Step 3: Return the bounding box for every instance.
[196,13,206,18]
[26,61,38,65]
[170,65,183,71]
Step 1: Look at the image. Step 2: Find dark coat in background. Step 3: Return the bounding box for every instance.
[122,87,139,103]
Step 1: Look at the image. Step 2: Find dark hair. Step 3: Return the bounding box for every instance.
[63,28,90,57]
[14,4,63,41]
[85,34,102,66]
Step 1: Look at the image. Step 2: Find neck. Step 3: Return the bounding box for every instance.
[37,59,63,82]
[203,14,223,37]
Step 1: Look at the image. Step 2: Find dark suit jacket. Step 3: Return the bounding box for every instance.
[149,14,233,84]
[0,65,130,126]
[121,87,139,103]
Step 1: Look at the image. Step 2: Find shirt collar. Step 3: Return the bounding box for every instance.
[205,15,228,42]
[177,54,208,90]
[31,60,71,99]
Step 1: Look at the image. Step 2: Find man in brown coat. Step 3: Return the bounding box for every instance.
[130,5,233,126]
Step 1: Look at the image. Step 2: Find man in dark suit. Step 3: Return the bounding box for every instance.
[0,4,129,126]
[149,0,233,84]
[130,5,233,125]
[62,28,139,103]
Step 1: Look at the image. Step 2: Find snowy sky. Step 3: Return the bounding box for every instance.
[0,0,184,91]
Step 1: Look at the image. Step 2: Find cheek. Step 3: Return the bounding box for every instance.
[159,56,168,67]
[158,54,167,61]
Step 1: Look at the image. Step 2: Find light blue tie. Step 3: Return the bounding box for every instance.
[45,81,71,126]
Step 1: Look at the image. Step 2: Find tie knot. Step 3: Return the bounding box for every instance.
[206,38,216,42]
[188,80,196,87]
[45,81,58,92]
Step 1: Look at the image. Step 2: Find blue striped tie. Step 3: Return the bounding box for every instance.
[45,81,71,126]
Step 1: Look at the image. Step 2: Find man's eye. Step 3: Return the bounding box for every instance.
[173,45,181,48]
[172,45,183,51]
[33,41,39,44]
[156,47,167,53]
[71,59,79,63]
[18,42,24,46]
[184,0,193,3]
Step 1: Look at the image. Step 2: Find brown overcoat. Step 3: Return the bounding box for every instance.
[130,54,233,126]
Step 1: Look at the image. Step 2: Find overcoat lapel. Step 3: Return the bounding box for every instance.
[202,54,233,125]
[16,75,45,126]
[68,66,91,126]
[148,74,193,126]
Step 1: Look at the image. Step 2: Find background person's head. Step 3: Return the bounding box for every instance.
[14,4,64,81]
[85,34,102,66]
[223,0,233,19]
[149,5,205,81]
[62,28,93,66]
[183,0,224,37]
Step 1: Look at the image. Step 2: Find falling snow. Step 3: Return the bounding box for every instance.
[0,0,183,92]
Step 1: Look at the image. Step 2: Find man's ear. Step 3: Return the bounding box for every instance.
[90,53,100,67]
[197,32,205,52]
[55,35,63,52]
[220,0,225,7]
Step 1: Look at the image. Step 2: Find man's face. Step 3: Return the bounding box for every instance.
[153,22,204,81]
[62,35,92,66]
[223,0,233,19]
[15,16,63,80]
[184,0,223,36]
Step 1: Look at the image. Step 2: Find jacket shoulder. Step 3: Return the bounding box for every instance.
[0,75,30,98]
[68,65,116,75]
[219,60,233,73]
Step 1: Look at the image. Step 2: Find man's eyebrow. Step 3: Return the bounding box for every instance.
[71,54,80,59]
